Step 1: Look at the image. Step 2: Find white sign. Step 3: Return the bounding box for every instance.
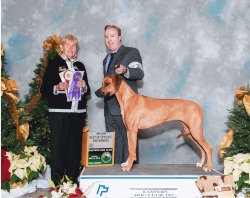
[80,175,202,198]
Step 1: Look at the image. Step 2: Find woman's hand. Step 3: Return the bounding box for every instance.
[77,80,86,88]
[57,82,68,91]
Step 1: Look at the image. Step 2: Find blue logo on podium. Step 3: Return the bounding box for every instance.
[97,184,109,196]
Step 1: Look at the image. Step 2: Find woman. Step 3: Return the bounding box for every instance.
[40,34,91,185]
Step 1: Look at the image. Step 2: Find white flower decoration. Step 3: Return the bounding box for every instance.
[24,146,38,154]
[224,153,250,190]
[233,153,247,164]
[51,190,63,198]
[6,146,46,183]
[239,162,250,173]
[14,168,25,180]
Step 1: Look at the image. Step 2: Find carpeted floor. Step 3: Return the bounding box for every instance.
[83,164,222,175]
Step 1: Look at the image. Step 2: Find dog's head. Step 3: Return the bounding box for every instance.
[95,74,122,98]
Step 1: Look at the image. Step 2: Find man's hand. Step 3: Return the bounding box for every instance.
[114,64,127,74]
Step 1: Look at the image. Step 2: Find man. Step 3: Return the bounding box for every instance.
[103,25,144,164]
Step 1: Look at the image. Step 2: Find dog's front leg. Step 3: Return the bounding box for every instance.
[121,129,137,172]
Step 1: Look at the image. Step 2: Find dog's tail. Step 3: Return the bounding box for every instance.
[177,131,190,138]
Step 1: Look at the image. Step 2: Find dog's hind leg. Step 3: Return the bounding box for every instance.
[177,122,190,138]
[121,129,137,172]
[187,134,206,168]
[189,126,213,172]
[179,122,206,168]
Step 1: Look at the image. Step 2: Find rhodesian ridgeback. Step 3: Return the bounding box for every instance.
[95,74,213,172]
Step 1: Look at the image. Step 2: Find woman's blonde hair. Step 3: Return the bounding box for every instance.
[61,34,79,46]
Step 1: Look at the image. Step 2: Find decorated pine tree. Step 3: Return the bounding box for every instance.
[219,86,250,194]
[224,86,250,157]
[22,60,51,164]
[1,45,9,78]
[2,35,62,165]
[1,44,29,153]
[22,35,62,164]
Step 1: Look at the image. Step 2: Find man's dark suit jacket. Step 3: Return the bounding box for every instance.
[103,45,144,115]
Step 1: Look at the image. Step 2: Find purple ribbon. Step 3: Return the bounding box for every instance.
[68,71,82,101]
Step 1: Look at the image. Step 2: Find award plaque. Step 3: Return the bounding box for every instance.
[81,131,115,167]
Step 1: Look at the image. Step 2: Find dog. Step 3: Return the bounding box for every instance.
[95,74,213,172]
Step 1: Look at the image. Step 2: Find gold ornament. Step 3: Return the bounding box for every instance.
[16,123,29,142]
[218,129,234,158]
[10,181,26,189]
[234,86,248,106]
[1,78,20,108]
[25,92,41,114]
[1,78,20,125]
[42,34,62,66]
[3,78,19,94]
[1,43,4,70]
[234,86,247,100]
[243,95,250,116]
[42,34,62,57]
[1,79,6,96]
[1,43,4,56]
[1,77,30,141]
[234,86,250,116]
[42,39,53,51]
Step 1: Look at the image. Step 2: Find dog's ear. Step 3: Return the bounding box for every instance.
[114,74,122,90]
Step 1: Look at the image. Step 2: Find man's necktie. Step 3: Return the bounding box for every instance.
[107,53,115,73]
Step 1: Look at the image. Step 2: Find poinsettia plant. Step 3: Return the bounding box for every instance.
[224,153,250,194]
[39,175,86,198]
[1,150,11,191]
[1,146,46,192]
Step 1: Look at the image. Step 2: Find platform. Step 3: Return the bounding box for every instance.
[80,164,221,198]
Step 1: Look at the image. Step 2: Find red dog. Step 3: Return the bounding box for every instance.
[95,74,213,172]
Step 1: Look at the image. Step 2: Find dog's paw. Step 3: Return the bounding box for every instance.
[196,162,203,168]
[121,161,128,167]
[203,165,211,172]
[122,166,131,172]
[121,161,133,172]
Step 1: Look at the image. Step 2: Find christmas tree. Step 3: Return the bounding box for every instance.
[219,86,250,194]
[1,37,62,192]
[1,35,62,164]
[22,35,62,164]
[1,44,32,154]
[224,86,250,157]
